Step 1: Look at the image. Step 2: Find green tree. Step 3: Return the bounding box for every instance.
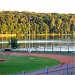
[9,37,18,49]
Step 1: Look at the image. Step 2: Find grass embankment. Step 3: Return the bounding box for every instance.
[0,55,60,75]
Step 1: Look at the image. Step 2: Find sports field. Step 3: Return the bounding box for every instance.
[0,53,60,75]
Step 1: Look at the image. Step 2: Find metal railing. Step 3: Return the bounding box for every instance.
[17,63,75,75]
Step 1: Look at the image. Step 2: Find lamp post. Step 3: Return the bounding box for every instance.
[2,30,3,50]
[24,32,26,50]
[46,29,47,51]
[10,31,12,50]
[28,18,31,52]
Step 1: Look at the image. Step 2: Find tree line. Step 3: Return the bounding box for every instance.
[0,11,75,36]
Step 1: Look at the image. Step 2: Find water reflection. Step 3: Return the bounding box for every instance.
[0,35,75,52]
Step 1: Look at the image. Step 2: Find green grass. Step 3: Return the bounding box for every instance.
[0,55,60,75]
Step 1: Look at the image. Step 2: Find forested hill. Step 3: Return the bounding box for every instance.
[0,11,75,35]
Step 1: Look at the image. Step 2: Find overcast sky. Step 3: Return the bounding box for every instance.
[0,0,75,13]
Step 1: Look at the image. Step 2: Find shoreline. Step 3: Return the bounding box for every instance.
[0,33,74,37]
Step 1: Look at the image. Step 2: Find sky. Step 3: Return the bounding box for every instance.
[0,0,75,13]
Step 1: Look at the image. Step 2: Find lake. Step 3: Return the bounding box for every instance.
[0,35,75,52]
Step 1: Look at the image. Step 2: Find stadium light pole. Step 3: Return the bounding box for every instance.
[28,18,31,52]
[46,29,47,51]
[24,31,27,51]
[2,30,3,50]
[10,31,12,50]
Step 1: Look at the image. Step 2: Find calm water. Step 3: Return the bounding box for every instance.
[0,35,75,52]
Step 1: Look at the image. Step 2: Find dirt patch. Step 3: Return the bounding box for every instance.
[0,58,6,61]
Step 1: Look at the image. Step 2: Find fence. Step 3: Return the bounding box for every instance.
[16,62,75,75]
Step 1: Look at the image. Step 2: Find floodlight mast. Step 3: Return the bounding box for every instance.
[28,18,31,52]
[2,30,3,50]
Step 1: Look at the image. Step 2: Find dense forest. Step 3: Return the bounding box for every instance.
[0,11,75,36]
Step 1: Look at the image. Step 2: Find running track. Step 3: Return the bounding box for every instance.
[0,52,75,64]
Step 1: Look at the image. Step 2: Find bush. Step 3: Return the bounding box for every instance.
[9,37,18,49]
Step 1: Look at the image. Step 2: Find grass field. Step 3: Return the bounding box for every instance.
[0,54,60,75]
